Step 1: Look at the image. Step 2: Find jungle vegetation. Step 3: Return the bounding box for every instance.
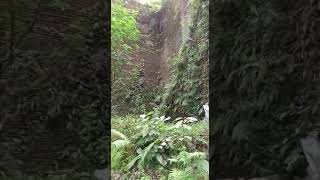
[111,0,209,179]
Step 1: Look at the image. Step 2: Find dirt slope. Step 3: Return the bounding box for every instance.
[125,0,191,88]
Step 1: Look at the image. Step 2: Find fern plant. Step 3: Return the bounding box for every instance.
[168,151,209,180]
[111,114,208,178]
[111,129,135,171]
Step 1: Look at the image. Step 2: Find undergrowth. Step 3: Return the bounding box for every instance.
[111,113,208,179]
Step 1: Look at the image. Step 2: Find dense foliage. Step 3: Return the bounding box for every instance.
[211,0,320,177]
[111,0,154,115]
[160,0,209,118]
[1,0,109,175]
[111,0,162,115]
[111,0,209,179]
[111,114,208,179]
[111,0,139,70]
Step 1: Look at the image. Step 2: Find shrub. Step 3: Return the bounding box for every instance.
[111,113,208,178]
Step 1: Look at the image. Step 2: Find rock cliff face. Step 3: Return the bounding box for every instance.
[157,0,191,86]
[124,0,192,87]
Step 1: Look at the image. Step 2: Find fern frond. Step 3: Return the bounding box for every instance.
[111,129,129,141]
[194,159,209,174]
[112,139,131,149]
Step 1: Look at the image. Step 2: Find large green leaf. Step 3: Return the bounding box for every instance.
[142,125,149,137]
[139,141,156,167]
[127,155,141,170]
[156,154,166,166]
